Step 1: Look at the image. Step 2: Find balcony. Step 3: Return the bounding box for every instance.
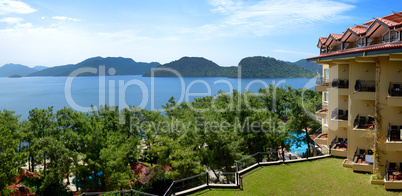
[353,115,374,130]
[315,133,328,146]
[354,80,375,100]
[331,78,349,95]
[388,82,402,106]
[330,136,347,157]
[315,103,328,119]
[386,124,402,152]
[316,77,329,92]
[385,161,402,190]
[352,148,373,173]
[331,108,348,128]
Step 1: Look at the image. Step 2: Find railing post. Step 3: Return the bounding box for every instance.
[172,181,175,195]
[257,152,260,165]
[206,171,209,186]
[236,161,239,185]
[130,189,133,196]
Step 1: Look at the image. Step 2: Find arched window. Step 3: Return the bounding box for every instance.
[356,37,365,47]
[383,30,399,43]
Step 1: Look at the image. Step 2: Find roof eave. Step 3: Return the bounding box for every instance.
[307,47,402,62]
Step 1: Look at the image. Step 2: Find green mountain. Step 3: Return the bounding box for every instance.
[227,56,315,78]
[143,57,236,77]
[293,59,322,75]
[0,63,37,77]
[144,56,315,78]
[28,57,160,77]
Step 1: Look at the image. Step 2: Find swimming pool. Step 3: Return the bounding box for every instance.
[287,132,308,156]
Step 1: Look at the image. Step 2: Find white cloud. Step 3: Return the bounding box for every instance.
[199,0,355,38]
[52,16,81,22]
[0,23,182,67]
[0,0,36,15]
[0,16,22,24]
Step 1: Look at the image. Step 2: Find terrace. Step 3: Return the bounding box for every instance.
[353,115,374,130]
[331,108,348,128]
[388,82,402,106]
[314,133,328,146]
[386,124,402,151]
[332,78,349,89]
[384,161,402,190]
[316,77,330,91]
[352,148,373,173]
[354,80,376,100]
[315,103,328,119]
[331,108,348,120]
[332,78,349,95]
[330,136,347,157]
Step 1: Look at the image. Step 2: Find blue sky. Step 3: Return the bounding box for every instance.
[0,0,399,67]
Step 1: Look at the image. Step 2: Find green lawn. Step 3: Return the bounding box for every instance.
[192,158,401,196]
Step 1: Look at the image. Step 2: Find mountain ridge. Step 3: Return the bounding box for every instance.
[2,56,316,78]
[144,56,314,78]
[28,56,160,77]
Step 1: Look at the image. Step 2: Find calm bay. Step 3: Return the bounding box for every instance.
[0,76,316,120]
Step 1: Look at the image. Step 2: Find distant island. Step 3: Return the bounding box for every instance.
[227,56,315,78]
[1,56,320,78]
[142,57,236,77]
[28,57,160,77]
[8,74,22,78]
[143,56,315,78]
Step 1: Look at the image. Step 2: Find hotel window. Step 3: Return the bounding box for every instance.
[383,30,399,43]
[343,42,349,50]
[324,69,329,79]
[357,37,365,47]
[324,118,328,126]
[324,92,329,103]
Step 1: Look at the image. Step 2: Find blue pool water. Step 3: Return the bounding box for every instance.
[288,132,308,156]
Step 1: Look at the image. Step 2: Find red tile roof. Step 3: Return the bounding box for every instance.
[376,17,402,28]
[311,12,402,60]
[307,41,402,60]
[319,37,327,44]
[348,26,368,35]
[330,33,343,40]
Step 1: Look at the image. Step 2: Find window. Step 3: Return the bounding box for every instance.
[383,30,399,43]
[324,118,328,126]
[324,92,329,102]
[343,42,349,50]
[357,37,365,47]
[324,69,329,79]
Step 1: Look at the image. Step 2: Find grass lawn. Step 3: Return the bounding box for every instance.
[192,158,401,196]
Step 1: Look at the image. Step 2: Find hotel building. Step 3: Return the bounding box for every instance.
[307,12,402,190]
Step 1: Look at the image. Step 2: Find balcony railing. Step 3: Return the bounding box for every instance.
[332,137,348,150]
[386,161,402,182]
[331,108,348,120]
[316,103,322,111]
[388,82,402,97]
[387,124,402,142]
[353,147,373,164]
[353,115,374,129]
[354,80,375,92]
[316,77,329,86]
[332,78,349,89]
[322,37,396,55]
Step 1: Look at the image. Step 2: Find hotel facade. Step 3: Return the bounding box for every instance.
[307,12,402,190]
